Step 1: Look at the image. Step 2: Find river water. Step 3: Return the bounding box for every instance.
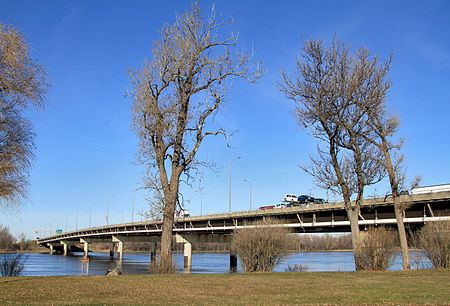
[1,251,429,276]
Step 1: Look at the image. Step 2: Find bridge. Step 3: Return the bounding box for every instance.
[37,191,450,270]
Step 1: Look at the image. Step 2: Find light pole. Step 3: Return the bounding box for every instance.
[243,179,252,210]
[89,203,95,228]
[132,189,136,223]
[196,186,204,216]
[106,196,115,225]
[76,209,79,230]
[229,156,241,213]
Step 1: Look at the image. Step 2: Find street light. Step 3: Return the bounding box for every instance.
[229,156,241,213]
[106,196,115,225]
[196,185,204,216]
[243,179,252,210]
[76,209,79,230]
[89,203,95,228]
[132,188,144,223]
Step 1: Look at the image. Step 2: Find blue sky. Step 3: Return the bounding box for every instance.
[1,0,449,239]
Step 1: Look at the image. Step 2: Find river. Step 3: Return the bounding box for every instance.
[1,251,429,276]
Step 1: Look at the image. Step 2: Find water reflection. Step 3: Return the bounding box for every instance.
[1,251,429,276]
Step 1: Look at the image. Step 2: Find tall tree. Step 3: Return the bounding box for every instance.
[0,23,49,208]
[279,38,385,270]
[353,54,412,269]
[128,3,263,271]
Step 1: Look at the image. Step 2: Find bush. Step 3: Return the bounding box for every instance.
[416,221,449,269]
[285,264,308,272]
[232,219,291,272]
[149,257,177,274]
[354,227,396,271]
[0,253,26,277]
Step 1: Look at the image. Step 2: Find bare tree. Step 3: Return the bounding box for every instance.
[0,23,49,208]
[128,3,263,271]
[279,38,385,270]
[349,48,412,269]
[0,225,16,249]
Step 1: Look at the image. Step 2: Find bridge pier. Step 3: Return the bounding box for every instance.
[110,243,115,257]
[175,234,192,269]
[60,241,76,256]
[112,236,124,261]
[47,243,54,255]
[230,251,237,272]
[150,242,157,264]
[83,241,89,258]
[176,234,232,270]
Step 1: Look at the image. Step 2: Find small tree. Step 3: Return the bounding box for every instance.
[354,227,396,271]
[416,221,449,269]
[232,219,291,272]
[0,23,49,208]
[0,225,16,249]
[128,2,263,271]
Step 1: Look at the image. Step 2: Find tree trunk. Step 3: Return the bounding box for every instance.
[159,190,177,272]
[393,198,410,269]
[381,138,410,270]
[347,207,362,270]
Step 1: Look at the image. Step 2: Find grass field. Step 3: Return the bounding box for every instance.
[0,269,449,304]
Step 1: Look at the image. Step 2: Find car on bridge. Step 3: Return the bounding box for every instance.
[284,194,298,202]
[275,203,288,208]
[297,195,315,204]
[259,205,275,210]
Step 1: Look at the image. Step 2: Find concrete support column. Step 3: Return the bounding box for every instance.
[62,242,69,256]
[183,241,192,269]
[117,240,124,261]
[112,236,125,261]
[230,250,237,272]
[175,234,193,270]
[48,244,54,255]
[150,242,157,264]
[109,243,115,258]
[83,241,89,258]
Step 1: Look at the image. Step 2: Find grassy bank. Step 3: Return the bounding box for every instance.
[0,270,448,304]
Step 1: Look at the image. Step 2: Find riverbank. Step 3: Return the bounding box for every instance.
[0,270,448,304]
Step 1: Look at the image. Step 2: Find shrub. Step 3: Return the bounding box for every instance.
[416,221,449,269]
[354,227,396,271]
[232,218,291,272]
[285,264,308,272]
[149,257,177,274]
[0,253,27,277]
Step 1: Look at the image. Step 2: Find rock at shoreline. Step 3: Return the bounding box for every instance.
[106,268,121,276]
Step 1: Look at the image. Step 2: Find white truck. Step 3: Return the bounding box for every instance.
[284,194,298,202]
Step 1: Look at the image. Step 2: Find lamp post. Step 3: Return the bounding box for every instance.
[243,179,252,210]
[76,209,79,230]
[196,185,204,216]
[106,196,115,225]
[89,203,95,228]
[229,156,241,213]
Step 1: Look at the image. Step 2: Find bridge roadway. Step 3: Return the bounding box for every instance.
[37,191,450,270]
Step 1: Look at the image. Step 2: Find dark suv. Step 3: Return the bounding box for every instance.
[297,195,314,204]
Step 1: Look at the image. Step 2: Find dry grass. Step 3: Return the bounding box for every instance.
[0,270,448,304]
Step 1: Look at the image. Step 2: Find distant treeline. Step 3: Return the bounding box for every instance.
[116,234,354,252]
